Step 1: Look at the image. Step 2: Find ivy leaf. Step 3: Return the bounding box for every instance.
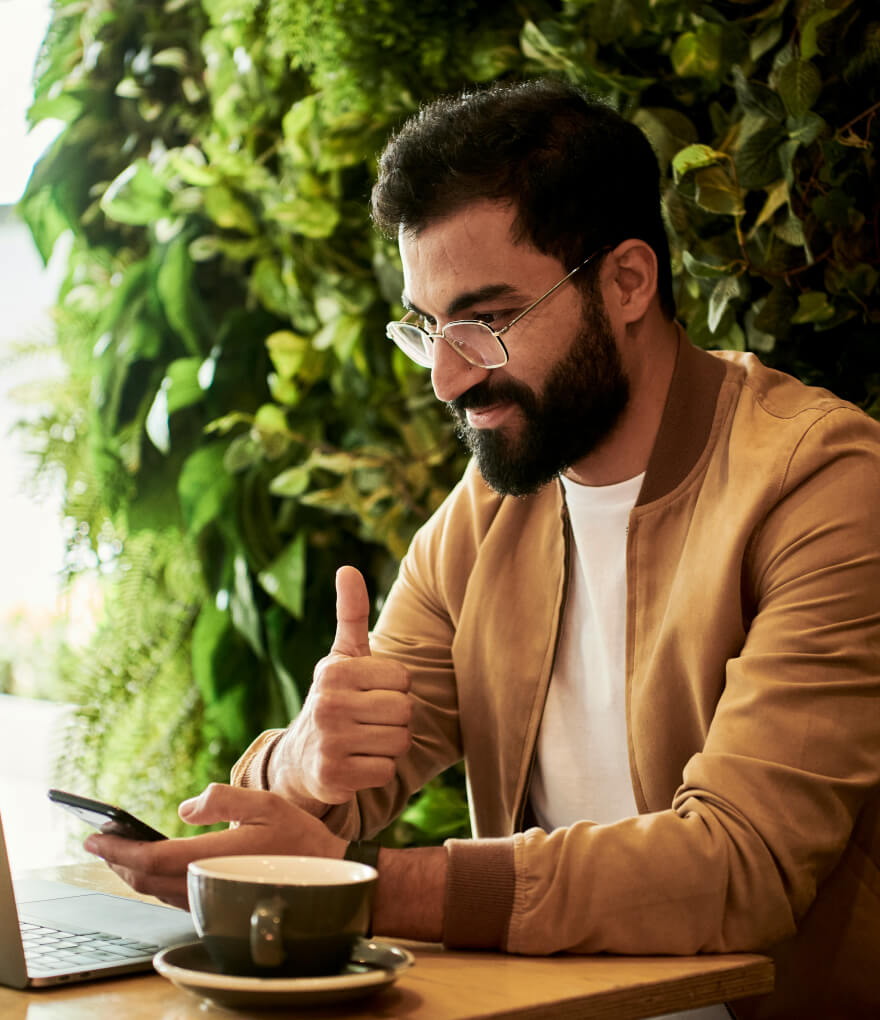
[792,291,836,324]
[156,235,205,356]
[259,532,308,619]
[751,179,789,234]
[203,185,259,235]
[520,20,577,73]
[671,24,723,79]
[787,111,826,148]
[179,445,234,535]
[800,3,851,60]
[735,125,785,189]
[671,143,727,183]
[776,59,822,117]
[269,465,311,497]
[145,357,204,453]
[230,553,264,657]
[694,166,744,216]
[708,275,742,333]
[682,251,742,278]
[100,160,171,225]
[732,66,785,122]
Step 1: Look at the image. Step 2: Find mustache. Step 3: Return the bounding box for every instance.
[449,378,538,419]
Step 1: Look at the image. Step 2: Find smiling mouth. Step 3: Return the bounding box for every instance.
[465,403,514,429]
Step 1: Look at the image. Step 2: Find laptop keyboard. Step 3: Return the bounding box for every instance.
[20,920,159,973]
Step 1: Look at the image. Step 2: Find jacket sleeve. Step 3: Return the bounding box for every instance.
[444,407,880,957]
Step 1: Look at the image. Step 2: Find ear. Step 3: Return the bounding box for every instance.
[604,240,658,326]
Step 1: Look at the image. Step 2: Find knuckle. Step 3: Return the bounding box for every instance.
[373,758,397,786]
[128,870,152,895]
[393,727,413,755]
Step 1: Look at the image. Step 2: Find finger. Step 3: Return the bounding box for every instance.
[332,755,398,793]
[84,825,260,877]
[103,862,189,910]
[353,689,413,726]
[179,783,280,827]
[316,655,409,693]
[331,566,371,658]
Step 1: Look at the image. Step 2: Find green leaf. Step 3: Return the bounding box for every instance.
[751,178,789,233]
[672,144,727,183]
[203,185,259,235]
[179,445,234,534]
[266,330,310,379]
[100,160,171,225]
[145,358,204,453]
[156,235,205,355]
[792,291,835,324]
[633,108,698,170]
[776,59,822,117]
[682,251,741,278]
[800,3,850,60]
[271,197,340,238]
[732,67,785,122]
[708,275,742,333]
[694,166,744,216]
[230,553,264,657]
[313,314,362,359]
[671,24,723,79]
[787,111,825,148]
[520,20,576,73]
[401,779,470,840]
[735,125,784,189]
[259,532,308,619]
[269,465,311,497]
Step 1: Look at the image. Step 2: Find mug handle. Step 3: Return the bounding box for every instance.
[250,895,286,968]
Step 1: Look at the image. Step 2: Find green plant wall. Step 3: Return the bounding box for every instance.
[19,0,879,840]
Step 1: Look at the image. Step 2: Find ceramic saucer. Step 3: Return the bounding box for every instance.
[153,938,414,1010]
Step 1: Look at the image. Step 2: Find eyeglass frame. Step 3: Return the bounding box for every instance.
[385,245,608,370]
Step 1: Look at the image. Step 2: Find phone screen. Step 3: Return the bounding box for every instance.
[48,789,167,841]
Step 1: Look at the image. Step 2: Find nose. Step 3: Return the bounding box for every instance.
[430,334,489,403]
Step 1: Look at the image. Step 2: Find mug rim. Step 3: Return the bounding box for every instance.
[187,854,377,886]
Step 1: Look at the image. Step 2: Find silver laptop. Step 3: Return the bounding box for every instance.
[0,811,195,988]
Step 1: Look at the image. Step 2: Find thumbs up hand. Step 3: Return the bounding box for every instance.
[269,567,412,807]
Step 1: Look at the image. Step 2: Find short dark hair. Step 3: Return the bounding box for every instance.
[372,78,675,319]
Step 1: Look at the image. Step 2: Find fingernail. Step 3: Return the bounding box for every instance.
[178,796,198,818]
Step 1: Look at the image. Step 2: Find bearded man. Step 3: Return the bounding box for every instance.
[87,79,880,1020]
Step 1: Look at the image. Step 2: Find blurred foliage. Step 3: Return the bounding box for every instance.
[17,0,880,840]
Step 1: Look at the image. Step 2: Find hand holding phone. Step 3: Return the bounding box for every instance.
[48,789,167,841]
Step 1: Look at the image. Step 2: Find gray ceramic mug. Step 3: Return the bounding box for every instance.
[187,855,377,977]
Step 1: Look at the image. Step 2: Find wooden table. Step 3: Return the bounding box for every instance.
[1,863,773,1020]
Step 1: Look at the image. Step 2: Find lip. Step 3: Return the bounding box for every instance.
[465,403,513,430]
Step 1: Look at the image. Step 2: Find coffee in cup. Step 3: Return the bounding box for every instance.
[187,855,376,977]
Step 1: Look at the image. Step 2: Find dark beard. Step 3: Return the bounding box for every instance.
[448,296,629,496]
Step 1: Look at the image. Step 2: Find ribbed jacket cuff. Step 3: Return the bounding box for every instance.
[229,729,285,789]
[442,837,516,949]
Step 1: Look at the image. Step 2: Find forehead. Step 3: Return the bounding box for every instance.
[399,200,564,314]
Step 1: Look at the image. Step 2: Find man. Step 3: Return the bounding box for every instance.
[86,80,880,1019]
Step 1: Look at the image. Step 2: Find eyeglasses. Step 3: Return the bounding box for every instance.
[385,247,606,370]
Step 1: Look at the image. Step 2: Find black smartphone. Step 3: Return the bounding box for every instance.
[48,789,167,841]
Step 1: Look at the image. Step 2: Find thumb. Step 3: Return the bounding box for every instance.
[179,783,277,826]
[331,565,371,658]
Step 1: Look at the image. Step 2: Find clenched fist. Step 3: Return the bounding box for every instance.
[269,566,412,807]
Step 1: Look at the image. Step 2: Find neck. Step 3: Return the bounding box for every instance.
[564,317,680,487]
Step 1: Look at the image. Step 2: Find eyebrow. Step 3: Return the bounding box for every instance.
[401,283,520,320]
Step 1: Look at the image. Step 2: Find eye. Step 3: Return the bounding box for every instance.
[471,310,509,327]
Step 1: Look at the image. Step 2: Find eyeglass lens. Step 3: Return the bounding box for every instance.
[386,322,507,370]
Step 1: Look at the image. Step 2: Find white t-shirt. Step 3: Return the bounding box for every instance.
[530,472,730,1020]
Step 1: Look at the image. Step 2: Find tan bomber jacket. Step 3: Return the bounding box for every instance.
[233,336,880,1019]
